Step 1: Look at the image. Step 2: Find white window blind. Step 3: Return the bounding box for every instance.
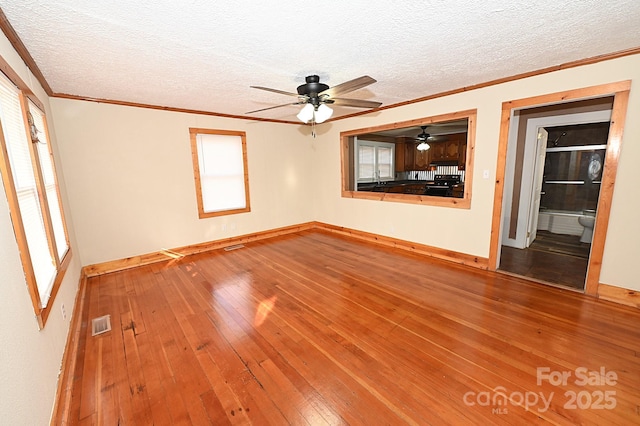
[377,146,393,179]
[355,139,395,183]
[0,76,55,305]
[29,100,69,262]
[196,133,247,213]
[358,145,375,180]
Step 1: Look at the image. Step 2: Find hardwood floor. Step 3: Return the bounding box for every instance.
[59,230,640,424]
[499,231,590,290]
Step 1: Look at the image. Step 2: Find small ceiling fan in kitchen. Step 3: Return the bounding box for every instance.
[246,75,382,124]
[416,126,432,151]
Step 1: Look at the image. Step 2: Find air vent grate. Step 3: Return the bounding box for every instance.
[224,244,245,251]
[91,315,111,336]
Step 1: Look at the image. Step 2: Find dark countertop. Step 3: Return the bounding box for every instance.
[357,180,464,197]
[358,180,432,190]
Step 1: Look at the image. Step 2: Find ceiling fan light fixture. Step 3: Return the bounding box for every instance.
[296,103,314,123]
[417,141,430,151]
[314,104,333,123]
[416,125,431,142]
[249,75,379,124]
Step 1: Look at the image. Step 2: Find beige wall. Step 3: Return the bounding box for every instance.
[50,100,316,265]
[0,36,82,423]
[50,55,640,296]
[313,54,640,292]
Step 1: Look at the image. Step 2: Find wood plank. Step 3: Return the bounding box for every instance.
[598,283,640,308]
[60,230,640,424]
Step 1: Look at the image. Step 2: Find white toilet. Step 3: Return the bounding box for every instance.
[578,209,596,243]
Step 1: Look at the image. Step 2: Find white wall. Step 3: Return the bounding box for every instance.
[0,36,82,423]
[313,54,640,292]
[50,100,316,265]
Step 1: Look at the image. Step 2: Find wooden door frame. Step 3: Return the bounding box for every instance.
[488,81,631,295]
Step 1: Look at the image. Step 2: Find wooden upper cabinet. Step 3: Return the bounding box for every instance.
[459,142,467,168]
[430,133,467,163]
[395,133,467,171]
[414,147,430,170]
[431,141,447,161]
[395,137,416,171]
[395,139,406,172]
[404,142,416,170]
[445,139,459,159]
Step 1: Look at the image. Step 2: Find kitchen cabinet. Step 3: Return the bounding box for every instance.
[430,140,459,161]
[430,141,447,161]
[429,133,466,163]
[395,137,417,172]
[397,137,431,171]
[397,133,466,171]
[414,147,430,170]
[394,140,406,172]
[459,142,467,168]
[404,142,416,170]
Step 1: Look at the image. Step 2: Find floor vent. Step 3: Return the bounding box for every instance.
[224,244,245,251]
[91,315,112,336]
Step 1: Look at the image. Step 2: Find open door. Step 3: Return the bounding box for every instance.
[526,127,548,247]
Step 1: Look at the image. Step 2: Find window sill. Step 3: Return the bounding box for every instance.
[342,190,471,209]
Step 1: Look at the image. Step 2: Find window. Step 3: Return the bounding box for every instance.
[355,139,395,183]
[189,128,250,218]
[0,72,70,328]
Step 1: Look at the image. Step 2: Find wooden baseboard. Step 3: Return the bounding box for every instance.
[50,270,89,425]
[83,221,489,277]
[80,222,639,310]
[83,222,318,277]
[315,222,489,269]
[598,283,640,308]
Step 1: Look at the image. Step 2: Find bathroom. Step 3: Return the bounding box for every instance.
[536,122,609,245]
[499,112,611,291]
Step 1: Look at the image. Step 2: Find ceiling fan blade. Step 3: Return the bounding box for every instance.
[321,76,377,97]
[246,102,303,114]
[331,98,382,109]
[250,86,299,97]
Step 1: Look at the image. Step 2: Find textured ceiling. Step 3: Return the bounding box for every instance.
[1,0,639,122]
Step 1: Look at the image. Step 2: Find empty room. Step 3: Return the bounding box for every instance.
[1,1,639,425]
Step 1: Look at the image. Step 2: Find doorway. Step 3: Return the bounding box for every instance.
[499,117,611,290]
[488,81,631,296]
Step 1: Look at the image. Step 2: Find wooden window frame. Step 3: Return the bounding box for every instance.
[0,66,71,329]
[341,109,476,208]
[189,128,251,218]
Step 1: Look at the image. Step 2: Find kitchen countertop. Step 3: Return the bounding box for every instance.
[357,180,464,197]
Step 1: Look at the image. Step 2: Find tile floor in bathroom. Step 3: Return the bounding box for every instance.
[499,231,590,290]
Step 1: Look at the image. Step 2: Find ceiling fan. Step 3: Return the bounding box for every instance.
[416,125,431,141]
[247,75,382,123]
[416,126,432,151]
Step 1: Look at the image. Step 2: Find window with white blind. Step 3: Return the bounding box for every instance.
[189,128,250,218]
[0,72,70,328]
[355,139,395,183]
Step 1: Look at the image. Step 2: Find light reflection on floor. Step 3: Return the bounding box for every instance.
[254,295,277,327]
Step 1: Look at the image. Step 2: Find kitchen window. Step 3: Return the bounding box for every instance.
[189,128,251,218]
[356,139,395,183]
[0,71,71,328]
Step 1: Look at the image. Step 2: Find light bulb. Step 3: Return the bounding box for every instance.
[297,103,314,123]
[314,104,333,124]
[417,142,430,151]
